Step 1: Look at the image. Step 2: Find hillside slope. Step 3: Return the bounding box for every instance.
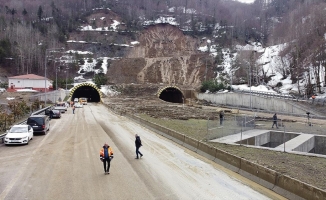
[107,24,213,87]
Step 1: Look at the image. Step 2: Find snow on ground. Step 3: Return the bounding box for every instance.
[131,41,139,45]
[79,19,121,31]
[143,16,179,26]
[168,7,197,14]
[101,85,120,96]
[232,84,276,93]
[78,58,97,74]
[237,0,255,3]
[66,50,93,55]
[110,20,120,30]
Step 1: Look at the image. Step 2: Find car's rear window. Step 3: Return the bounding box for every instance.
[27,117,44,124]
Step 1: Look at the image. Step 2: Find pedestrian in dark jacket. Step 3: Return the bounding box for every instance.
[100,143,114,174]
[219,111,224,125]
[135,134,143,159]
[272,113,278,128]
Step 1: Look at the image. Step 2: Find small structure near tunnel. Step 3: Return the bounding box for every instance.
[69,83,102,103]
[157,86,184,103]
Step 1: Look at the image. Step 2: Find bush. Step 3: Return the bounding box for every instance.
[93,73,108,88]
[200,80,227,93]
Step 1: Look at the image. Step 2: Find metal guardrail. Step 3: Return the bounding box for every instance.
[0,106,52,143]
[231,89,326,119]
[233,89,298,100]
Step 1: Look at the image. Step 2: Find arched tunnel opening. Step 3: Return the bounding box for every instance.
[159,87,184,103]
[71,86,101,102]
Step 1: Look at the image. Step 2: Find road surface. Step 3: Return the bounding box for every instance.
[0,103,285,200]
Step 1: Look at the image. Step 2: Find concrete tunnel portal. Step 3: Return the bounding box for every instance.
[69,83,102,102]
[158,86,184,103]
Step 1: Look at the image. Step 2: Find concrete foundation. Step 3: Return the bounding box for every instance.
[212,129,326,157]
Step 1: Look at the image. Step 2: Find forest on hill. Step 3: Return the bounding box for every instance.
[0,0,326,96]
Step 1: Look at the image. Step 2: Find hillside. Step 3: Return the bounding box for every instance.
[106,24,213,87]
[1,1,326,97]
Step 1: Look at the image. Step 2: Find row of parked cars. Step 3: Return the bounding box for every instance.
[3,102,69,145]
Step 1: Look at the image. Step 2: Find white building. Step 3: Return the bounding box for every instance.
[8,74,52,92]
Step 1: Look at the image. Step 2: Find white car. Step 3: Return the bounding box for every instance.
[75,102,83,108]
[4,125,34,145]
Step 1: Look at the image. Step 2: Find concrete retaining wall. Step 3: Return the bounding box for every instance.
[239,158,277,190]
[293,136,315,153]
[255,132,270,146]
[197,93,307,115]
[125,113,326,200]
[315,136,326,155]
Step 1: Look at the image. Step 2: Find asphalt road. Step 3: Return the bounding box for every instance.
[0,103,285,200]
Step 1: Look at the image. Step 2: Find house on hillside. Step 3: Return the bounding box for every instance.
[8,74,53,92]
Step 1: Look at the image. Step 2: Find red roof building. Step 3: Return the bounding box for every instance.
[8,74,53,92]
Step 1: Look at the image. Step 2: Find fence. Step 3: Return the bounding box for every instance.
[234,89,298,100]
[29,90,68,103]
[206,114,256,140]
[206,111,326,142]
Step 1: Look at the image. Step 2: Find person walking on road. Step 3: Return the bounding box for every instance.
[219,110,224,125]
[100,143,114,174]
[135,134,143,159]
[312,94,316,103]
[72,105,75,114]
[272,113,278,128]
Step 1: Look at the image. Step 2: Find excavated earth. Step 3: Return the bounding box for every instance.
[102,85,326,192]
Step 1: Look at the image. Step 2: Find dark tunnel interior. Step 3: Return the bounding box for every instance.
[159,87,183,103]
[71,86,101,102]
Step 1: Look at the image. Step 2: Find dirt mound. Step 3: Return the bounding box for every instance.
[106,24,214,86]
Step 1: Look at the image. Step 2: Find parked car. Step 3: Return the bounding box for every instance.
[51,109,61,119]
[4,125,33,145]
[45,108,61,119]
[45,107,54,117]
[27,115,50,135]
[55,102,68,112]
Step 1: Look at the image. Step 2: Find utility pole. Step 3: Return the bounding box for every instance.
[65,70,68,90]
[205,40,211,81]
[44,48,64,107]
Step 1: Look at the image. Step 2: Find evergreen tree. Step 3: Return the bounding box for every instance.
[37,6,43,21]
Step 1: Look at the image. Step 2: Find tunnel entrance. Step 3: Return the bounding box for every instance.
[158,86,184,103]
[70,83,102,102]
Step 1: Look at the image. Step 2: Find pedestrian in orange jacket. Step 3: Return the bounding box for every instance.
[100,143,114,174]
